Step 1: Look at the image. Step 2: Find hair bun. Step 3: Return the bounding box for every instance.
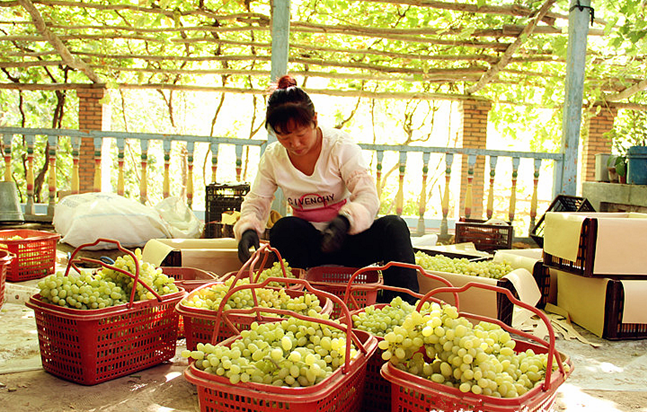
[277,75,297,89]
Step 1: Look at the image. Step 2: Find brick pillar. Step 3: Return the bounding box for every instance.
[77,88,110,192]
[458,99,491,219]
[582,106,617,182]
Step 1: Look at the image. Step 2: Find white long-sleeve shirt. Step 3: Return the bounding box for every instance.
[234,126,379,238]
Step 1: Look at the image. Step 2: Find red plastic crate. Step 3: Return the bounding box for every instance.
[305,265,383,318]
[0,250,13,309]
[24,237,184,385]
[161,266,219,292]
[26,291,183,385]
[177,284,334,350]
[161,266,220,338]
[380,282,572,412]
[0,229,60,282]
[184,295,378,412]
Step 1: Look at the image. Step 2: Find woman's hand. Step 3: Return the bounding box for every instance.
[238,229,260,263]
[321,215,350,253]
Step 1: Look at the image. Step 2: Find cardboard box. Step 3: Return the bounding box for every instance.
[543,212,647,278]
[142,238,242,277]
[556,269,647,340]
[417,261,543,327]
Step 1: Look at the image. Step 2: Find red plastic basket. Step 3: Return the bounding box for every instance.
[305,265,383,318]
[380,282,573,412]
[0,250,13,309]
[176,244,332,350]
[0,229,60,282]
[347,261,457,412]
[183,278,378,412]
[161,266,220,292]
[24,238,183,385]
[161,266,219,338]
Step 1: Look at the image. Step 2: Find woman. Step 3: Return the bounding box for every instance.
[234,75,418,301]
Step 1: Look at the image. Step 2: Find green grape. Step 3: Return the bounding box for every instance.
[354,294,571,399]
[189,316,359,388]
[37,249,180,309]
[414,251,514,279]
[181,264,323,319]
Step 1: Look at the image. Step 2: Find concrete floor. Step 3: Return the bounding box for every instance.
[2,278,647,412]
[1,238,647,412]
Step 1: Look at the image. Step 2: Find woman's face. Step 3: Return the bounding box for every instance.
[274,117,319,157]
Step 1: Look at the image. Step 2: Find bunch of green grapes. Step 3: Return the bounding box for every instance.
[99,248,179,300]
[183,316,359,387]
[415,252,514,279]
[37,271,128,309]
[182,275,323,316]
[352,296,420,337]
[377,302,570,398]
[248,260,298,287]
[37,249,179,309]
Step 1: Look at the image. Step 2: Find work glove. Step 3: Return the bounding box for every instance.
[238,229,260,263]
[321,215,350,253]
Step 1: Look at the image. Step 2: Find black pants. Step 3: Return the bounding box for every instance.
[269,215,419,302]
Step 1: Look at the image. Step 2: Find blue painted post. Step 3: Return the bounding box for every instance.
[270,0,291,216]
[558,0,592,196]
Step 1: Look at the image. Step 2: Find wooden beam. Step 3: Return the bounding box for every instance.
[16,0,102,83]
[467,0,557,94]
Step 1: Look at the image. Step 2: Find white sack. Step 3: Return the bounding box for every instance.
[154,196,203,239]
[54,192,173,250]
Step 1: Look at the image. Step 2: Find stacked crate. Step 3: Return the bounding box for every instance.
[204,183,250,238]
[543,211,647,340]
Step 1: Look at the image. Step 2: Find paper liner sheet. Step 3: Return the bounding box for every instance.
[556,270,608,338]
[620,280,647,324]
[142,238,240,275]
[544,212,647,276]
[417,267,540,326]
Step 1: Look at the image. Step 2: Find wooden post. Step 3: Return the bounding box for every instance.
[486,156,498,219]
[163,139,171,198]
[24,134,35,215]
[417,151,431,235]
[395,151,407,216]
[139,139,148,204]
[440,153,454,239]
[187,141,195,208]
[529,158,542,233]
[116,138,125,196]
[375,150,384,199]
[2,134,12,182]
[47,134,57,216]
[509,157,520,223]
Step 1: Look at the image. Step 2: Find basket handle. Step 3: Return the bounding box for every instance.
[422,282,564,391]
[342,261,460,310]
[212,274,367,374]
[64,238,163,307]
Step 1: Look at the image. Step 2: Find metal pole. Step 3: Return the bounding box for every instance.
[557,0,592,197]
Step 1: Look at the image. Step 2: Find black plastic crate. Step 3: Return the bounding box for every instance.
[204,183,250,238]
[530,195,595,247]
[454,218,513,252]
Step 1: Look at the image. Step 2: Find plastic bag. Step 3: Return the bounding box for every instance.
[155,196,203,239]
[53,193,173,250]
